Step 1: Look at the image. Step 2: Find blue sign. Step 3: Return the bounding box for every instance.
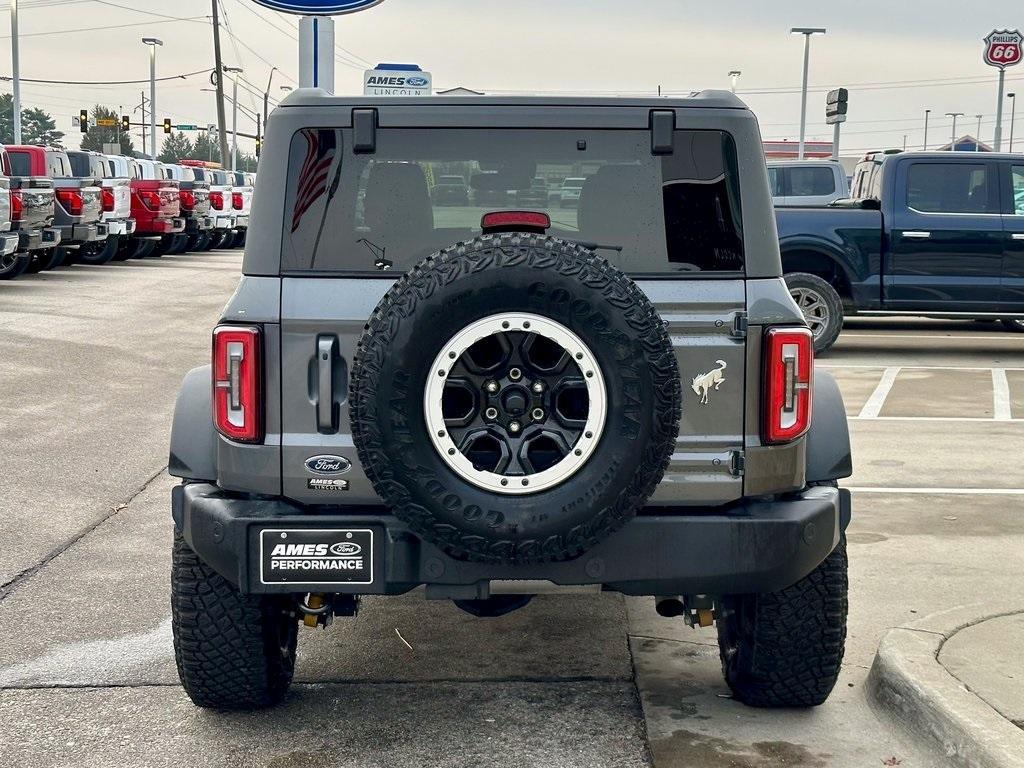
[251,0,385,15]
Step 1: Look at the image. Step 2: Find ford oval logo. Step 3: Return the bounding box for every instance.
[305,455,351,475]
[406,76,428,87]
[330,542,362,556]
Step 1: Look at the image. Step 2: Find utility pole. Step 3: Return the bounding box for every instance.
[264,67,277,125]
[139,90,147,156]
[142,38,162,160]
[975,114,983,150]
[923,109,930,150]
[1009,93,1017,152]
[211,0,230,165]
[10,0,22,143]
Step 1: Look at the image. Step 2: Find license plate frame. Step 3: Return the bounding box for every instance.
[259,528,374,587]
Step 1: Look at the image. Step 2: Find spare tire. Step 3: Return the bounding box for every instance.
[350,234,681,564]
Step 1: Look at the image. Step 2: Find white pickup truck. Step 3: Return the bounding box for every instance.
[227,170,253,248]
[65,151,135,264]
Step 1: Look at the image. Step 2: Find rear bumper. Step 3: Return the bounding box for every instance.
[212,214,235,229]
[104,218,136,237]
[185,215,214,234]
[134,217,181,236]
[55,222,108,245]
[1,232,18,255]
[233,214,249,229]
[172,483,849,597]
[18,227,61,251]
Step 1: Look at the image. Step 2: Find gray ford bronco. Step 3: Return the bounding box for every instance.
[168,90,853,710]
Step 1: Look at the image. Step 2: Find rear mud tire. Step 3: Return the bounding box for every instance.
[350,233,681,565]
[0,252,31,280]
[171,534,298,710]
[784,272,844,354]
[716,536,848,708]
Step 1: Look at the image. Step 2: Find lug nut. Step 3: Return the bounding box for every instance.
[531,408,545,421]
[509,421,521,434]
[485,380,499,393]
[532,381,544,394]
[509,367,522,381]
[484,407,498,420]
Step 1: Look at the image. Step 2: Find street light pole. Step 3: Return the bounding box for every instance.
[10,0,22,144]
[923,109,930,150]
[728,70,741,94]
[263,67,277,125]
[975,114,983,150]
[1008,93,1017,152]
[224,67,243,171]
[791,28,826,160]
[142,38,163,159]
[946,112,964,151]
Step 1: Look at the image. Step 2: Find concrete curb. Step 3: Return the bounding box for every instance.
[867,602,1024,768]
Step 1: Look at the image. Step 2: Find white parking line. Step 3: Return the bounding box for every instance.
[847,486,1024,495]
[840,333,1023,341]
[849,416,1024,423]
[819,364,1024,372]
[993,369,1013,421]
[857,367,901,419]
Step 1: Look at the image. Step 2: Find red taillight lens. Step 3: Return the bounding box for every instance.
[10,190,23,222]
[480,210,551,232]
[101,188,115,212]
[179,190,195,210]
[209,190,224,210]
[762,327,813,444]
[232,191,243,210]
[139,189,162,211]
[212,326,263,443]
[56,189,84,216]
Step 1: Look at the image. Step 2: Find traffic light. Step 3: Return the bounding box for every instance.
[79,109,89,133]
[121,115,130,131]
[825,88,849,125]
[255,136,261,157]
[163,118,172,134]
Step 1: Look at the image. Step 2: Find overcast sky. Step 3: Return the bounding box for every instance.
[3,0,1022,156]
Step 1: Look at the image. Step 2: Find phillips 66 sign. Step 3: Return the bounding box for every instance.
[984,29,1023,69]
[251,0,384,14]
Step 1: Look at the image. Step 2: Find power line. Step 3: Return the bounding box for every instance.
[91,0,206,22]
[0,16,209,39]
[0,68,214,86]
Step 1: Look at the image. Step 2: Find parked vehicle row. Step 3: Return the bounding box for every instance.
[0,148,255,280]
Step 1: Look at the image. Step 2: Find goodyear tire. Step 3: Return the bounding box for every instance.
[171,533,298,709]
[350,233,681,565]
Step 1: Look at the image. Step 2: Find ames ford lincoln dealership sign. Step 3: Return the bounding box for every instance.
[251,0,385,14]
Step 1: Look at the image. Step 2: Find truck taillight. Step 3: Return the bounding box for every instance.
[179,190,195,210]
[209,190,224,210]
[10,190,23,222]
[139,190,162,211]
[56,189,84,216]
[212,326,263,443]
[232,192,243,210]
[762,327,813,444]
[101,188,115,212]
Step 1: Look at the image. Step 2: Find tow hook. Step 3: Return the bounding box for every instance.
[298,593,360,629]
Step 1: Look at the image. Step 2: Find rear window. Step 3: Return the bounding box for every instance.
[68,152,90,177]
[788,166,836,197]
[282,127,744,276]
[8,152,29,176]
[906,163,997,214]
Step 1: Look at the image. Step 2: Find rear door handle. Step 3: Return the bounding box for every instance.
[902,231,931,239]
[317,336,337,432]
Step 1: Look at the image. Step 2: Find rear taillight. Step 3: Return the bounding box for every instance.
[762,327,813,444]
[10,190,23,222]
[101,188,115,212]
[56,189,84,216]
[232,192,243,210]
[179,190,195,211]
[212,325,263,443]
[138,189,162,211]
[209,190,224,210]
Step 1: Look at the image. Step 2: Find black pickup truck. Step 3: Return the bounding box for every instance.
[776,151,1024,351]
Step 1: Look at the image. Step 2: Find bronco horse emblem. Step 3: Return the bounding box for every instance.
[691,360,727,404]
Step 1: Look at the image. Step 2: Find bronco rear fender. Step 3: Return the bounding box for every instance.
[169,365,216,482]
[806,371,852,483]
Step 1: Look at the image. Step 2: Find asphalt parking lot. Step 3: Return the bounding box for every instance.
[1,255,1022,767]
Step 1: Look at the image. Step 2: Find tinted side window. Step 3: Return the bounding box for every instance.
[8,152,29,176]
[766,167,784,196]
[907,163,996,214]
[788,166,835,197]
[1011,166,1024,216]
[68,152,90,177]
